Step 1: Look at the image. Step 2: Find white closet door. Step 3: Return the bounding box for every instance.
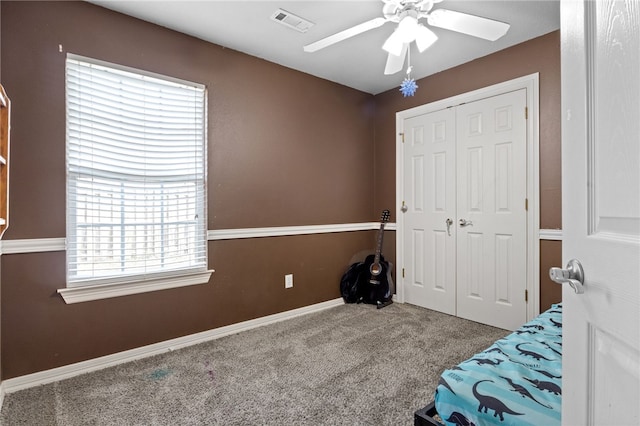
[402,108,457,314]
[455,89,528,331]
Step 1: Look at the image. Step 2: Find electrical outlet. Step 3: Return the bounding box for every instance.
[285,274,294,289]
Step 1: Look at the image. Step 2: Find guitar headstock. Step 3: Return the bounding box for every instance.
[380,209,390,223]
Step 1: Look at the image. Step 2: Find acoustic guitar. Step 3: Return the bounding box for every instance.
[362,210,394,308]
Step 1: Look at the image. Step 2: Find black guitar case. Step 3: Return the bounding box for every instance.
[340,261,367,303]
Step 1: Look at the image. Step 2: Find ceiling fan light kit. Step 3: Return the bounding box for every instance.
[381,30,405,57]
[382,14,437,56]
[414,25,438,52]
[303,0,510,94]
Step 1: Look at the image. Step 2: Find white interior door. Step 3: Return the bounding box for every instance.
[560,1,640,424]
[402,108,457,315]
[456,89,528,331]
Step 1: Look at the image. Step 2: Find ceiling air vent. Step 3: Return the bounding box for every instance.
[270,9,315,33]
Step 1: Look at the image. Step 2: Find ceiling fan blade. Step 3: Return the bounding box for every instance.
[427,9,510,41]
[384,43,408,75]
[304,17,388,53]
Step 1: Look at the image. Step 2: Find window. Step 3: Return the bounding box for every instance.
[61,55,210,303]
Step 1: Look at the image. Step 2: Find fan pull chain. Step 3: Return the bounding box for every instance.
[399,46,418,97]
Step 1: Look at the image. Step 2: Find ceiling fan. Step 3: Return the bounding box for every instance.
[303,0,510,75]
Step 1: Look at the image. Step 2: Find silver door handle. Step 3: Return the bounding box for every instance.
[401,201,408,213]
[549,259,585,294]
[459,219,473,227]
[446,218,453,236]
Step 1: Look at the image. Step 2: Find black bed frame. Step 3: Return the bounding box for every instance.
[414,400,443,426]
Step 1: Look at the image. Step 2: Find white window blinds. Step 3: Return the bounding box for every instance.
[66,55,207,287]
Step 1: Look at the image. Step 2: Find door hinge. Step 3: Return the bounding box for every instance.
[525,198,528,211]
[525,289,529,302]
[399,132,405,143]
[525,107,528,119]
[402,268,405,278]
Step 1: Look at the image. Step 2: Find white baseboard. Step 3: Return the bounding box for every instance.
[2,298,344,394]
[0,381,5,412]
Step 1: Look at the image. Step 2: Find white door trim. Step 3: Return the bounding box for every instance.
[395,73,541,321]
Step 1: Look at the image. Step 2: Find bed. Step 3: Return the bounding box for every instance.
[415,304,562,426]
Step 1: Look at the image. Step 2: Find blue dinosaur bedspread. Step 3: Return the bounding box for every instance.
[435,304,562,426]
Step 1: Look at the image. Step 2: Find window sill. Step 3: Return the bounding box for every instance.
[57,270,214,304]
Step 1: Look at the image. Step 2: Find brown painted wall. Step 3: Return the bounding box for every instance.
[0,1,378,379]
[0,2,562,379]
[372,31,563,312]
[540,240,563,311]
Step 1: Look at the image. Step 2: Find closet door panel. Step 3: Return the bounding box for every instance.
[402,108,456,315]
[456,89,528,331]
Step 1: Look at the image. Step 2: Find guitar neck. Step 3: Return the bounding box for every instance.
[373,222,386,264]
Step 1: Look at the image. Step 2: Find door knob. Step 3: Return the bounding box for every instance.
[446,218,453,236]
[401,201,408,213]
[549,259,585,294]
[459,219,473,227]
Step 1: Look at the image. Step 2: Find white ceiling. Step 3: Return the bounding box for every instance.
[88,0,560,95]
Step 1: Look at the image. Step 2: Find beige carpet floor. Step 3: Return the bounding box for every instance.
[0,302,507,425]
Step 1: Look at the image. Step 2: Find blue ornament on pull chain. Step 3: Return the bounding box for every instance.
[399,48,418,97]
[400,76,418,97]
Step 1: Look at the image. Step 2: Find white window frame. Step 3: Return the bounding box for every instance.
[59,54,213,304]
